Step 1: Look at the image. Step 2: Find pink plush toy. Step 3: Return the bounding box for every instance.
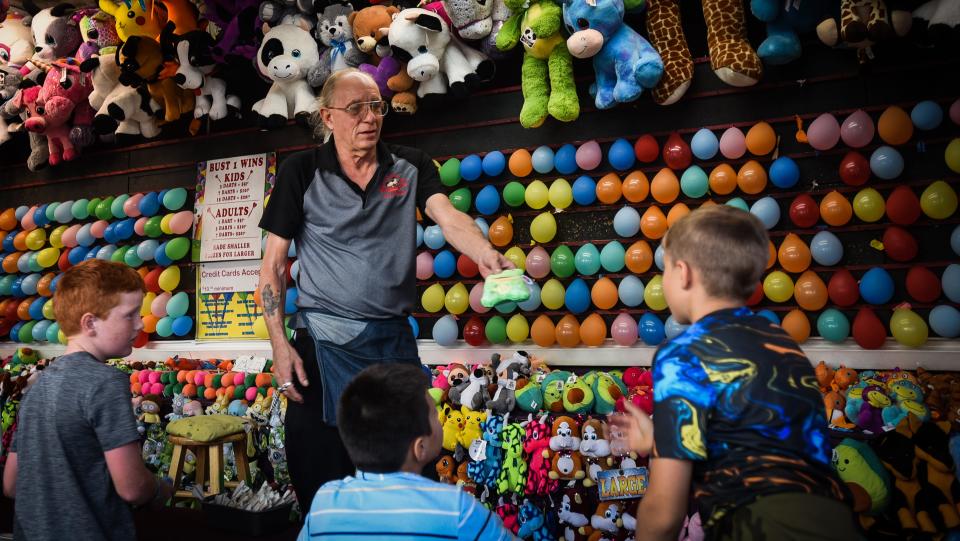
[13,84,76,165]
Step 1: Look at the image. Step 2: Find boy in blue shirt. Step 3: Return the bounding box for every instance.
[298,363,515,541]
[611,206,857,541]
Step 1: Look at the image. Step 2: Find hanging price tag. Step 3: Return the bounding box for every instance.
[234,356,268,374]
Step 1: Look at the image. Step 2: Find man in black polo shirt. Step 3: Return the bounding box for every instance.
[258,69,512,511]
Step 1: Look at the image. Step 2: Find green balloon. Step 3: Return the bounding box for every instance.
[575,243,602,275]
[112,194,130,219]
[145,216,164,238]
[165,237,190,261]
[449,188,472,213]
[550,245,575,278]
[46,322,60,343]
[503,182,526,207]
[600,241,626,272]
[28,252,43,272]
[124,247,144,267]
[45,202,59,222]
[111,246,128,263]
[439,158,461,187]
[163,188,188,211]
[17,321,36,343]
[725,197,749,212]
[156,316,174,337]
[485,315,507,344]
[72,199,90,220]
[96,197,115,220]
[87,197,102,217]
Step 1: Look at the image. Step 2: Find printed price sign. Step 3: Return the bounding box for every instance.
[597,467,648,501]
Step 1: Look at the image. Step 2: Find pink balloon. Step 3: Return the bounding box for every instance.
[21,206,37,231]
[134,217,148,236]
[416,252,434,280]
[840,109,875,148]
[151,292,171,317]
[576,140,602,171]
[719,127,746,159]
[124,193,144,217]
[807,113,840,151]
[90,220,109,239]
[169,211,194,235]
[61,225,80,248]
[525,246,551,279]
[469,282,490,313]
[950,98,960,126]
[611,312,638,346]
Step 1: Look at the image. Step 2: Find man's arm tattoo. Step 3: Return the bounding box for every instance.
[262,284,281,317]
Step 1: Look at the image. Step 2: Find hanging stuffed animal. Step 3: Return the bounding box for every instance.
[496,421,528,496]
[165,25,242,128]
[467,414,504,490]
[910,0,960,48]
[259,0,315,34]
[816,0,898,63]
[496,0,578,128]
[350,5,417,113]
[517,500,553,541]
[458,406,486,451]
[750,0,830,65]
[116,35,196,124]
[1,72,49,170]
[205,0,261,62]
[562,0,663,109]
[98,0,167,41]
[449,365,490,411]
[523,415,556,496]
[0,9,35,71]
[75,9,121,61]
[312,3,366,85]
[579,418,612,487]
[486,361,522,414]
[22,1,82,64]
[251,22,320,129]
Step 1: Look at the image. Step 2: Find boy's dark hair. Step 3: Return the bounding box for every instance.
[662,205,769,301]
[337,363,432,473]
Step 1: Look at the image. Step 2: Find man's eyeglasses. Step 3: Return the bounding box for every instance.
[325,100,389,117]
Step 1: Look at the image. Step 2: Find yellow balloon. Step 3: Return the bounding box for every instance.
[920,180,958,220]
[444,282,469,314]
[504,246,526,270]
[49,225,67,248]
[142,292,157,316]
[530,212,557,243]
[160,213,174,235]
[506,314,529,343]
[37,247,59,268]
[763,271,794,303]
[421,283,446,313]
[58,329,67,344]
[549,178,573,209]
[644,274,667,311]
[159,265,181,292]
[852,187,885,222]
[525,180,549,209]
[946,138,960,174]
[890,308,928,347]
[42,299,56,320]
[253,316,269,338]
[25,228,46,250]
[541,278,566,310]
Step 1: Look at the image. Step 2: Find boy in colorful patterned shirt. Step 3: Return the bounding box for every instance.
[611,206,857,541]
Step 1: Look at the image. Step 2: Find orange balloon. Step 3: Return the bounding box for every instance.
[622,171,650,203]
[531,315,556,347]
[137,267,150,278]
[777,233,812,273]
[666,203,690,227]
[746,121,777,156]
[555,314,581,347]
[625,241,653,273]
[596,173,623,204]
[737,160,768,194]
[509,149,533,177]
[36,272,55,297]
[709,164,737,195]
[781,309,811,343]
[253,288,263,307]
[591,277,619,309]
[142,315,160,333]
[640,206,668,239]
[2,252,21,274]
[794,270,828,311]
[877,106,913,146]
[17,297,33,320]
[766,240,776,269]
[820,191,853,226]
[13,230,28,251]
[489,215,514,247]
[0,208,15,231]
[651,168,680,203]
[699,200,717,208]
[580,313,607,347]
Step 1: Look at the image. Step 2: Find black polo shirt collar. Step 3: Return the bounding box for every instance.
[316,135,395,184]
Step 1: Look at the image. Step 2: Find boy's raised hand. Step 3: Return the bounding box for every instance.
[609,401,654,457]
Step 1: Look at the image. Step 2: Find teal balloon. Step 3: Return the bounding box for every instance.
[564,278,591,314]
[517,282,541,311]
[72,199,90,220]
[600,241,625,272]
[0,275,14,295]
[124,248,144,267]
[680,166,709,198]
[495,301,517,314]
[574,243,602,275]
[155,316,174,338]
[166,292,190,318]
[111,194,129,219]
[28,252,42,272]
[726,197,749,212]
[44,202,59,222]
[163,187,188,210]
[46,321,60,343]
[618,275,645,307]
[165,237,190,261]
[817,309,850,342]
[32,319,51,342]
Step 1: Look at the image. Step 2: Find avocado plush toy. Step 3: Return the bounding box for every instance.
[563,375,595,414]
[833,437,891,514]
[542,370,571,413]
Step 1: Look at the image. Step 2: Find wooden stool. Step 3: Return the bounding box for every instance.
[167,432,250,500]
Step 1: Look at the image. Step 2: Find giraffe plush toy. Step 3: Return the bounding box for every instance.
[816,0,898,62]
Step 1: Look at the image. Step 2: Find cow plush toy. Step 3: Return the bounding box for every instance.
[251,23,320,129]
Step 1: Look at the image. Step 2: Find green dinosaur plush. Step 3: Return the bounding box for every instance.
[833,437,891,515]
[516,381,544,413]
[496,422,528,495]
[592,372,628,415]
[542,371,571,413]
[563,376,594,414]
[496,0,579,128]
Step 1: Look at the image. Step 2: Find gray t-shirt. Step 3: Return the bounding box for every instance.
[11,352,140,541]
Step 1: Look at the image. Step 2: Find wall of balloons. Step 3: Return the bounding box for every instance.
[414,99,960,350]
[0,190,196,344]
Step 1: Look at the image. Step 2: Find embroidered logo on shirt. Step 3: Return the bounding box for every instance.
[380,174,410,198]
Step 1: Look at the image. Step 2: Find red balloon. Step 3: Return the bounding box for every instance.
[852,308,887,349]
[828,269,860,306]
[285,260,293,283]
[662,132,692,170]
[463,316,485,346]
[0,320,11,339]
[58,250,72,272]
[634,134,659,163]
[3,299,17,321]
[132,331,150,348]
[143,267,163,294]
[788,194,820,228]
[906,266,942,303]
[457,254,479,278]
[838,151,870,186]
[882,226,918,262]
[746,282,764,306]
[885,186,921,225]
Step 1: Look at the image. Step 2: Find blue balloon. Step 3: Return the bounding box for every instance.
[416,223,424,247]
[10,322,24,342]
[639,313,665,345]
[554,144,577,175]
[564,278,591,314]
[654,244,664,271]
[84,247,99,261]
[154,243,173,266]
[572,176,597,206]
[756,309,780,324]
[665,315,689,339]
[3,232,16,252]
[117,218,135,240]
[618,275,644,307]
[10,276,24,298]
[423,225,446,250]
[461,154,483,181]
[608,138,635,171]
[137,240,158,261]
[517,282,542,311]
[34,204,50,226]
[32,320,52,341]
[475,185,500,215]
[139,192,161,217]
[103,222,118,244]
[433,250,456,278]
[860,267,895,305]
[77,223,95,247]
[769,156,800,189]
[532,146,555,174]
[869,146,904,180]
[817,309,850,342]
[613,206,641,237]
[68,246,87,265]
[15,206,29,220]
[482,151,506,177]
[930,305,960,338]
[29,297,46,320]
[690,128,719,160]
[750,197,780,229]
[288,240,297,258]
[291,259,301,282]
[96,244,117,260]
[408,316,419,338]
[944,264,960,303]
[285,287,299,314]
[50,273,62,293]
[810,231,843,266]
[16,253,31,273]
[432,315,459,346]
[172,315,194,337]
[20,273,40,295]
[726,197,749,212]
[952,224,960,256]
[474,218,489,239]
[911,100,943,131]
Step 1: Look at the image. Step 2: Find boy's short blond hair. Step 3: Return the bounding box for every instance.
[54,260,146,336]
[662,205,769,301]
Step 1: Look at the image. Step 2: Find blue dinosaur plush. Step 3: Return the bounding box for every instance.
[467,415,504,490]
[517,500,554,540]
[751,0,830,65]
[561,0,663,109]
